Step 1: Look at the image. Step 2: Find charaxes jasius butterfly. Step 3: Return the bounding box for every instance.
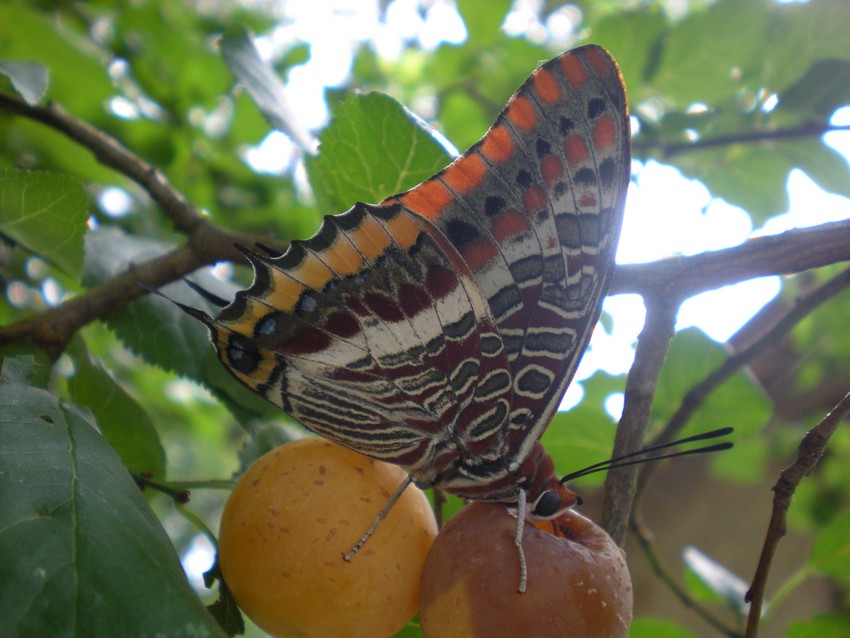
[184,44,630,592]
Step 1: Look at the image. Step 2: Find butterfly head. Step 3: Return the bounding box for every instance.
[519,443,582,522]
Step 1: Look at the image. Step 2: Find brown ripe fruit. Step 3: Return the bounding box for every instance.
[218,437,438,638]
[420,502,632,638]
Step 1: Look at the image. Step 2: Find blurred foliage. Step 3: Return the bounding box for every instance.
[1,1,849,636]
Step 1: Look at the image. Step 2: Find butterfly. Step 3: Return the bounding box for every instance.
[182,44,630,592]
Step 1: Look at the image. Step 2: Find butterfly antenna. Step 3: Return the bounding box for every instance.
[560,427,734,484]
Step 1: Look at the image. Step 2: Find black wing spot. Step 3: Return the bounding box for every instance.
[516,169,533,188]
[598,158,617,186]
[574,167,597,186]
[445,219,480,251]
[485,196,506,216]
[587,97,606,119]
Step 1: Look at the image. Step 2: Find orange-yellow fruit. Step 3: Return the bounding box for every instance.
[420,502,632,638]
[218,438,438,638]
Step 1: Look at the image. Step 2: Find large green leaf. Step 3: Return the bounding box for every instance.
[765,0,850,92]
[781,138,850,200]
[305,92,453,212]
[653,0,771,106]
[779,59,850,120]
[652,329,771,483]
[0,167,87,280]
[0,378,224,637]
[66,337,166,478]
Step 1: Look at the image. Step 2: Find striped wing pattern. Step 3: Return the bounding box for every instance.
[206,45,629,503]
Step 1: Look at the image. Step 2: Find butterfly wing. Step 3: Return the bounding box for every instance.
[388,45,630,473]
[202,45,629,491]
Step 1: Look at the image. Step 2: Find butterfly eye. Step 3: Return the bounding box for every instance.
[531,490,563,519]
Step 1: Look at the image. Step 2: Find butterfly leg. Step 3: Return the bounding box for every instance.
[515,489,528,594]
[344,473,417,561]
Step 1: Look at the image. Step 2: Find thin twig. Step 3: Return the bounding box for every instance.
[744,391,850,637]
[602,291,680,544]
[634,123,850,159]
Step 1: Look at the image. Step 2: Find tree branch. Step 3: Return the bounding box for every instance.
[611,219,850,299]
[602,292,679,545]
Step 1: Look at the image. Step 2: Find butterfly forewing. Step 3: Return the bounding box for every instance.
[205,44,629,498]
[390,45,630,473]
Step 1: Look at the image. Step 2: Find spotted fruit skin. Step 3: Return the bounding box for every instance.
[218,438,438,638]
[420,502,632,638]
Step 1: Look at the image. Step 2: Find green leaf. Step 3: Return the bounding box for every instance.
[652,329,771,483]
[592,8,667,101]
[0,381,224,637]
[305,92,453,212]
[456,0,511,45]
[781,138,850,200]
[765,0,850,92]
[682,545,750,617]
[0,168,87,280]
[788,614,850,638]
[66,337,166,478]
[779,59,850,119]
[220,24,317,154]
[629,617,696,638]
[0,343,53,388]
[0,4,113,115]
[392,616,423,638]
[0,60,48,104]
[653,0,772,105]
[809,507,850,583]
[670,143,792,222]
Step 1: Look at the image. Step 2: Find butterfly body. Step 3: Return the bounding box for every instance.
[198,44,629,533]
